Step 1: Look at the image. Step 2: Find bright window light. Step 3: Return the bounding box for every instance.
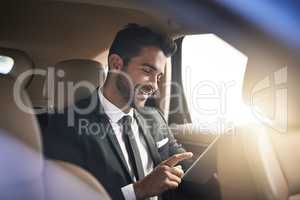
[182,34,249,131]
[0,55,14,74]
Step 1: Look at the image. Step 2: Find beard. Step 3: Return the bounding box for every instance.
[116,73,134,108]
[116,73,156,109]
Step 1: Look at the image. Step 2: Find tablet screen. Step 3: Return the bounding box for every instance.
[182,136,220,183]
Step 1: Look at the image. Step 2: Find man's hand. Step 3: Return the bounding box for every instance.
[133,152,193,199]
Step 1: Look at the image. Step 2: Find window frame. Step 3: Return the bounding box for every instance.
[168,37,192,124]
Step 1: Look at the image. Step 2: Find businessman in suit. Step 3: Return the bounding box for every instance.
[43,24,219,200]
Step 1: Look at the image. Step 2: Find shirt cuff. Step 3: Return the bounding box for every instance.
[121,184,136,200]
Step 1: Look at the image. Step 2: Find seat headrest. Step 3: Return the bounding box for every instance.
[0,129,44,200]
[44,59,106,111]
[0,75,42,153]
[0,48,34,87]
[46,160,111,199]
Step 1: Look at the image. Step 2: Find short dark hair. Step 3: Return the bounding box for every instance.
[109,23,177,66]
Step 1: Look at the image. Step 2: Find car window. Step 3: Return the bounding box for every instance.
[181,34,248,132]
[0,55,14,74]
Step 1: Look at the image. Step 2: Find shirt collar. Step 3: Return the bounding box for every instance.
[98,88,133,123]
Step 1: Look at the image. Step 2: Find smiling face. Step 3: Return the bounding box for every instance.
[115,46,167,108]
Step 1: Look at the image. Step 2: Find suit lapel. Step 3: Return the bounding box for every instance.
[134,110,162,166]
[89,90,133,182]
[105,122,134,181]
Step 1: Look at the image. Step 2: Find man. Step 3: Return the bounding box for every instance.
[43,24,219,200]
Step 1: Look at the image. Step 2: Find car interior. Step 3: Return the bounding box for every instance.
[1,0,300,199]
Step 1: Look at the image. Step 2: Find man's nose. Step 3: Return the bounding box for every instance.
[149,76,159,92]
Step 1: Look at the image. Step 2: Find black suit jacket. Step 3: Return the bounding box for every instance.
[42,90,190,200]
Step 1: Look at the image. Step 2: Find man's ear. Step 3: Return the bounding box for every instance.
[108,54,124,71]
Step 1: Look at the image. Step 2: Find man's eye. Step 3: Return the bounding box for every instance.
[142,68,151,73]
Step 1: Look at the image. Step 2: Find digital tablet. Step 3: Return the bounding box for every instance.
[182,135,220,183]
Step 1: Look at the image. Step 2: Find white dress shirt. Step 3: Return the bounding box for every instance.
[98,89,157,200]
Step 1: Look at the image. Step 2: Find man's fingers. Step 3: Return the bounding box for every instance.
[170,165,184,178]
[165,171,182,184]
[163,152,193,167]
[174,165,182,171]
[164,179,179,189]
